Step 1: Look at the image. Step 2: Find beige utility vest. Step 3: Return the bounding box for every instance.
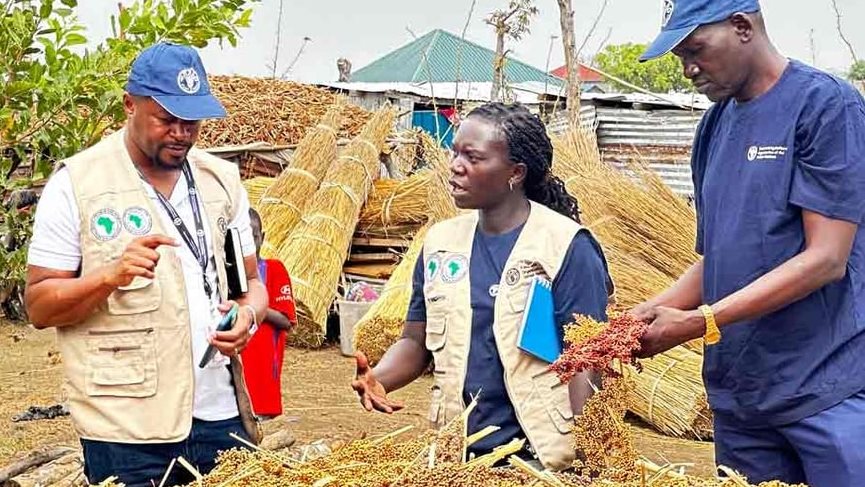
[57,130,260,444]
[422,202,591,471]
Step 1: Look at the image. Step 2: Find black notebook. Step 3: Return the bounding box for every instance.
[224,227,248,300]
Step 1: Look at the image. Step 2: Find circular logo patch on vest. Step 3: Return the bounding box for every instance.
[747,146,758,162]
[441,254,469,283]
[91,208,121,241]
[426,255,441,282]
[505,267,521,286]
[122,206,152,236]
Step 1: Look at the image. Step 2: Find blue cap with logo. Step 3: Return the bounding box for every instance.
[125,42,226,120]
[640,0,760,62]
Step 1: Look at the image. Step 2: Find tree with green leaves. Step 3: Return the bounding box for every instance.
[485,0,538,102]
[594,42,692,94]
[0,0,258,320]
[850,60,865,82]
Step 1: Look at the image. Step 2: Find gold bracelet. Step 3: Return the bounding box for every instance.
[699,304,721,345]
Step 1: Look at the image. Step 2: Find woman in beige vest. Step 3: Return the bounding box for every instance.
[351,102,613,470]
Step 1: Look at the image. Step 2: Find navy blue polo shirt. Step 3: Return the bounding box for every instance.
[407,225,611,458]
[692,60,865,427]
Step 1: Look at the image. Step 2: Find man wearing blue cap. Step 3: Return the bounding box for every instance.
[24,43,268,486]
[631,1,865,486]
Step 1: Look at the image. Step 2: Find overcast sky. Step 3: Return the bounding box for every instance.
[76,0,865,83]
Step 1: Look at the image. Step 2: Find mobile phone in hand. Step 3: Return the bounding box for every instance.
[198,303,239,368]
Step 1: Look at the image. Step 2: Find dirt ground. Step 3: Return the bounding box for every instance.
[0,321,716,477]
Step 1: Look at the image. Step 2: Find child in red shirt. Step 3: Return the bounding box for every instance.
[241,209,297,418]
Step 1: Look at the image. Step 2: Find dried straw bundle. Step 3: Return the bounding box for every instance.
[352,224,430,365]
[551,126,702,355]
[625,346,713,440]
[352,137,457,364]
[358,176,430,228]
[258,103,344,257]
[199,76,369,147]
[277,105,397,348]
[241,176,274,211]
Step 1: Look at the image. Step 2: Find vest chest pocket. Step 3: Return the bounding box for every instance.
[425,295,448,352]
[106,276,162,315]
[86,327,157,398]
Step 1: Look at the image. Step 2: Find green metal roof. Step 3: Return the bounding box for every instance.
[351,29,563,86]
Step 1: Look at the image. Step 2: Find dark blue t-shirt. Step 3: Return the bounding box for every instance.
[692,60,865,427]
[407,225,611,458]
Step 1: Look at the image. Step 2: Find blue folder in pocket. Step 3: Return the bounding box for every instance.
[517,276,561,363]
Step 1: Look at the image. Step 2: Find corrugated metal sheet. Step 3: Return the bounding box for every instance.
[595,108,703,147]
[548,104,704,198]
[604,145,695,198]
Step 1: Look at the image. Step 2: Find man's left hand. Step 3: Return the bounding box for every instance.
[209,301,253,357]
[637,306,705,358]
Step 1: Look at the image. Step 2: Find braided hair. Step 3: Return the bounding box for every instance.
[466,102,581,223]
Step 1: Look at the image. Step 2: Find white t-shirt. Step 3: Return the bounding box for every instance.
[28,166,256,421]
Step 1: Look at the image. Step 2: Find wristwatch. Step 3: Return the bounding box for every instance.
[698,304,721,345]
[243,304,259,336]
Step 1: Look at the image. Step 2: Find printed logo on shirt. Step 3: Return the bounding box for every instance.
[277,284,294,302]
[426,255,441,282]
[662,0,675,28]
[747,145,788,162]
[441,254,469,283]
[177,67,201,94]
[90,208,121,241]
[122,206,152,236]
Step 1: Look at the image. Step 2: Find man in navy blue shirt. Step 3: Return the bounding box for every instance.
[634,1,865,485]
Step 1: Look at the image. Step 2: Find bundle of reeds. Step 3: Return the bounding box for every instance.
[241,176,274,211]
[351,137,457,364]
[277,105,397,348]
[200,76,369,147]
[257,103,344,257]
[624,346,713,440]
[352,224,429,365]
[358,177,429,228]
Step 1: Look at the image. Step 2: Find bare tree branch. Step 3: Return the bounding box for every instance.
[269,0,285,78]
[575,0,609,61]
[809,28,818,66]
[279,37,311,80]
[830,0,859,63]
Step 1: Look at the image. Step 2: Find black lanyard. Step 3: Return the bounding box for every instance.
[145,161,213,299]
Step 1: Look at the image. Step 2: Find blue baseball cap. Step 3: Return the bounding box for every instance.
[640,0,760,62]
[125,42,226,120]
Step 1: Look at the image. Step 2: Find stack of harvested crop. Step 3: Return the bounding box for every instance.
[351,136,457,364]
[352,224,429,365]
[132,377,803,487]
[257,103,344,257]
[240,176,274,210]
[277,105,397,348]
[624,345,713,440]
[200,76,369,147]
[550,127,701,308]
